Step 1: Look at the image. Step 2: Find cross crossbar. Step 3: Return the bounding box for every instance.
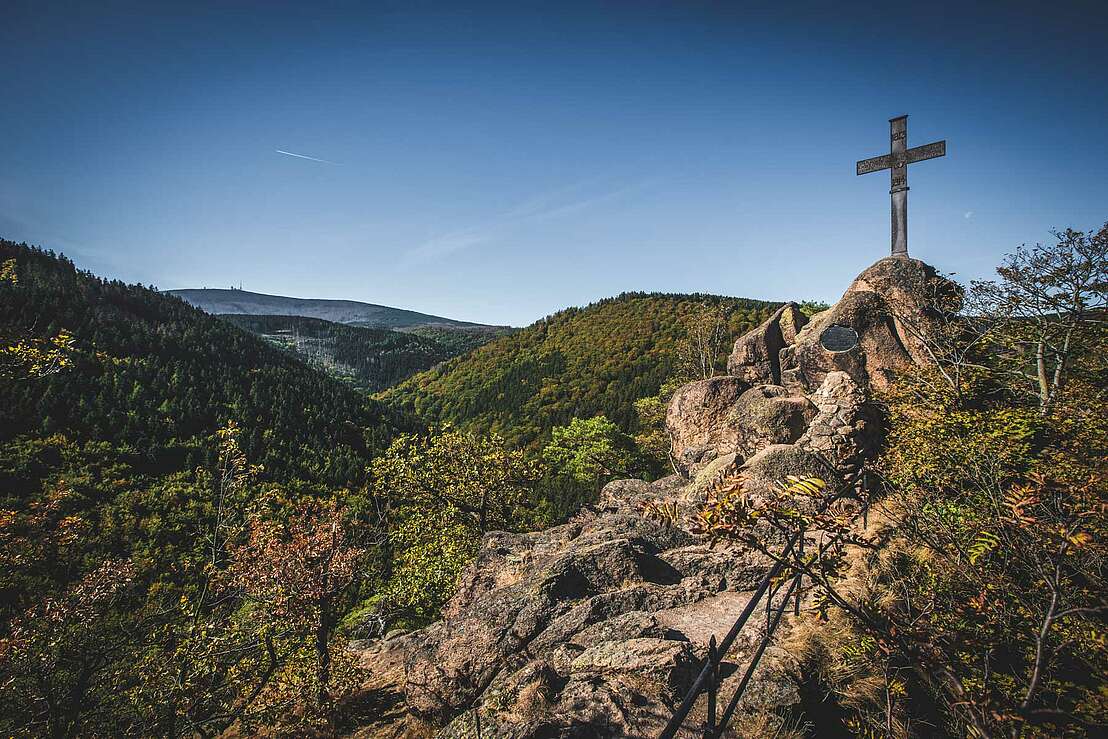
[856,141,946,176]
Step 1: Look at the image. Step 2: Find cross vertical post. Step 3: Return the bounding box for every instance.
[889,115,909,256]
[856,115,947,258]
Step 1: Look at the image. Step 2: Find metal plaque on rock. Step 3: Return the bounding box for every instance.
[820,324,859,353]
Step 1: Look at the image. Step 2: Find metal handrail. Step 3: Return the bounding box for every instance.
[716,574,800,731]
[659,530,802,739]
[659,472,859,739]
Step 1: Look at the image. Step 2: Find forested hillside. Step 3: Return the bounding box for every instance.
[403,323,513,355]
[0,241,403,484]
[0,240,416,736]
[380,292,779,448]
[219,313,452,392]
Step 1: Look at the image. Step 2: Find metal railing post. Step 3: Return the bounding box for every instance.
[705,636,718,738]
[795,534,804,616]
[658,534,802,739]
[716,575,801,730]
[766,578,777,631]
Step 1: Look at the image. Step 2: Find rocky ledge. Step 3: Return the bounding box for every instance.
[353,257,953,738]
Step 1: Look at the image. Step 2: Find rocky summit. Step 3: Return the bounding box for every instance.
[354,257,955,738]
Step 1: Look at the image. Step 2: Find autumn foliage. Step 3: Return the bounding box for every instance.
[691,227,1108,737]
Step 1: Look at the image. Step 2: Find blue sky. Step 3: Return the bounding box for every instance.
[2,0,1105,326]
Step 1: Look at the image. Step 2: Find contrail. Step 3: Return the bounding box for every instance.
[275,149,339,165]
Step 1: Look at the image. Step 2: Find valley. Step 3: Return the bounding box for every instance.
[171,289,512,392]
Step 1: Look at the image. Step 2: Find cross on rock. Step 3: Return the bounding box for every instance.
[856,115,946,257]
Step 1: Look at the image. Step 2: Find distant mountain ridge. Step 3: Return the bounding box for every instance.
[167,288,506,331]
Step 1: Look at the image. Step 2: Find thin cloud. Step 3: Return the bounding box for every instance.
[527,180,658,223]
[275,149,340,165]
[405,232,491,264]
[402,178,659,267]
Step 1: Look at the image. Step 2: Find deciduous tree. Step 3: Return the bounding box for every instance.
[676,302,731,380]
[225,497,367,732]
[976,224,1108,414]
[543,415,639,491]
[372,428,542,622]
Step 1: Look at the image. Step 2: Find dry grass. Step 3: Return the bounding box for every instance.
[725,709,809,739]
[771,503,924,738]
[512,679,554,721]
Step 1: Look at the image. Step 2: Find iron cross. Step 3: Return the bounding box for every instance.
[856,115,946,257]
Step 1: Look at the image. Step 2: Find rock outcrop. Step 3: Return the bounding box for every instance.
[666,376,750,474]
[352,256,947,738]
[666,380,820,477]
[730,385,817,458]
[397,477,780,738]
[726,303,808,385]
[777,257,952,392]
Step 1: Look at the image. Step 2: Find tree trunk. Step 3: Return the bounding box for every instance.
[1046,328,1073,415]
[1022,588,1059,710]
[1036,338,1050,413]
[316,597,332,722]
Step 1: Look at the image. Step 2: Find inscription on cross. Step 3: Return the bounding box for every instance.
[856,115,946,257]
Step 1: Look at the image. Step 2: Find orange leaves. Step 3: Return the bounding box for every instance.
[1002,472,1105,553]
[1003,485,1038,527]
[224,499,364,626]
[2,557,137,665]
[1066,531,1094,548]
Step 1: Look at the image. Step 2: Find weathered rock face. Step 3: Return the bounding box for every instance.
[665,256,939,479]
[726,303,808,384]
[666,380,820,476]
[730,385,817,458]
[397,478,779,738]
[666,376,750,473]
[739,443,827,502]
[846,256,951,364]
[351,256,943,739]
[779,257,954,392]
[798,370,884,486]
